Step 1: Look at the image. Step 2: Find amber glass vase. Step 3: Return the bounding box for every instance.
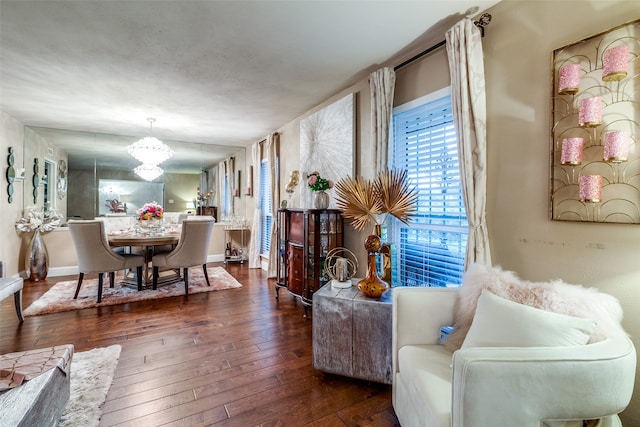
[357,233,388,298]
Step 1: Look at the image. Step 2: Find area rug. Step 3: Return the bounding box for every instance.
[58,344,121,427]
[24,267,243,316]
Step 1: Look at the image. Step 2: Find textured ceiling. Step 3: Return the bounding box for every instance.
[1,0,499,152]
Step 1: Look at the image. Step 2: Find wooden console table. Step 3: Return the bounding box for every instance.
[312,282,393,384]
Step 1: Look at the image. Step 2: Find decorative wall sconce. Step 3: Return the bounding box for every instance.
[6,147,15,203]
[550,19,639,223]
[32,158,39,204]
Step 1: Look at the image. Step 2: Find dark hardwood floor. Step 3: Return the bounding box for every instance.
[0,263,400,426]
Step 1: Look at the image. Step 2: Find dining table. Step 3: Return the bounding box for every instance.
[108,227,181,289]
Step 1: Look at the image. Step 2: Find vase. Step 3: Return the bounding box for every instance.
[25,229,49,281]
[357,233,389,298]
[314,190,330,209]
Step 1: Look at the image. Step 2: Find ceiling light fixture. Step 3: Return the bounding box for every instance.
[127,118,174,165]
[134,163,164,181]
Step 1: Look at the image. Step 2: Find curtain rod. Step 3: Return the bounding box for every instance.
[394,12,492,71]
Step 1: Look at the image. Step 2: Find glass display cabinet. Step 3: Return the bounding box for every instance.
[275,208,343,316]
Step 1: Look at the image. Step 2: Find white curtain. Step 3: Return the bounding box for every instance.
[248,141,262,268]
[370,67,396,173]
[445,18,492,268]
[222,156,235,218]
[217,161,226,216]
[265,133,280,277]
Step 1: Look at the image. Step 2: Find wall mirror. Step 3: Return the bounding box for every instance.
[550,19,640,223]
[23,126,245,220]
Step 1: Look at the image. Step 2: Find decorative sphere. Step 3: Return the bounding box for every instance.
[364,234,381,253]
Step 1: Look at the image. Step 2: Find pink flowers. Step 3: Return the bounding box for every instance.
[137,201,164,220]
[307,171,333,192]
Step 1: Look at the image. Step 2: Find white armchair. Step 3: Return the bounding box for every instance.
[392,287,636,427]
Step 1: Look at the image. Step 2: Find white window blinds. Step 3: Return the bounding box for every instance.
[259,159,272,255]
[391,91,468,287]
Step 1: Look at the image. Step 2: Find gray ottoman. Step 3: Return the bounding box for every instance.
[0,345,74,426]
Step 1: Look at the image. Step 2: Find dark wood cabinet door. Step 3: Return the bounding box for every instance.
[287,243,304,297]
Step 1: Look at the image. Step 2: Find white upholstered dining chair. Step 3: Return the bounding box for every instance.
[68,220,145,302]
[151,217,215,294]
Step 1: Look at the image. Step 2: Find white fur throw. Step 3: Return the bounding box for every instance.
[444,263,628,352]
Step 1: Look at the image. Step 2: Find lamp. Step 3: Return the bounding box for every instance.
[134,164,163,181]
[127,118,174,165]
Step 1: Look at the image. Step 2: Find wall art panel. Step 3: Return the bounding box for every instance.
[550,19,639,223]
[300,93,355,209]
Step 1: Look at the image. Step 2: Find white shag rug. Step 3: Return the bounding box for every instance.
[58,344,122,427]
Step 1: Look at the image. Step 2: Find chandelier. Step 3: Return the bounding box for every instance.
[127,118,174,165]
[134,163,164,181]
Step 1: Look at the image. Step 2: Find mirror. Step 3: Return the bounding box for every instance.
[23,126,245,220]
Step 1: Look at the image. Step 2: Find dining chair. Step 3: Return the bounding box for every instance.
[68,220,145,302]
[151,218,215,295]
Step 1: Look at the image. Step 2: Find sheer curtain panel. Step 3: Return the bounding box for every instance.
[370,67,396,174]
[445,18,491,268]
[265,133,280,277]
[248,141,262,268]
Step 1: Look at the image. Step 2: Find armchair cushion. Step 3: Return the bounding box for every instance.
[396,344,453,427]
[462,290,597,349]
[445,263,627,352]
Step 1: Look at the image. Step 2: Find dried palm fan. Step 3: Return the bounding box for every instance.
[375,169,419,225]
[334,175,383,232]
[335,169,418,298]
[335,169,418,232]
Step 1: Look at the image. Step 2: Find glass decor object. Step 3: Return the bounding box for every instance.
[603,131,630,163]
[357,233,389,298]
[550,19,639,223]
[602,45,630,81]
[561,138,584,165]
[558,64,581,94]
[578,97,602,128]
[314,190,330,209]
[579,175,602,203]
[25,229,49,281]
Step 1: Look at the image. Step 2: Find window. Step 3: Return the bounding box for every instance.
[389,87,468,287]
[259,159,273,255]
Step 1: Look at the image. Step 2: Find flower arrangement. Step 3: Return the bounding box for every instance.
[136,201,163,220]
[307,171,334,192]
[15,205,61,233]
[334,169,418,232]
[195,186,215,207]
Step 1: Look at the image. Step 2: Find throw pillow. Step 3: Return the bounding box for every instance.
[461,290,597,348]
[444,263,627,352]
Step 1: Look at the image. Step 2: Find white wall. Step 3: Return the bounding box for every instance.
[0,111,25,277]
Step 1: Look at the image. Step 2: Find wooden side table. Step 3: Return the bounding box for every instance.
[312,282,393,384]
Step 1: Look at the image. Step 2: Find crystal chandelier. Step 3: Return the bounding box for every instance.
[127,118,174,165]
[134,163,164,181]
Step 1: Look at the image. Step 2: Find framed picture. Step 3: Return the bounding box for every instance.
[550,19,639,223]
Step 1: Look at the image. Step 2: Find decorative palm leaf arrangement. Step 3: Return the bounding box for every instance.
[334,169,418,232]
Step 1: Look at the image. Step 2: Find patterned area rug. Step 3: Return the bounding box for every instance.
[24,267,242,316]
